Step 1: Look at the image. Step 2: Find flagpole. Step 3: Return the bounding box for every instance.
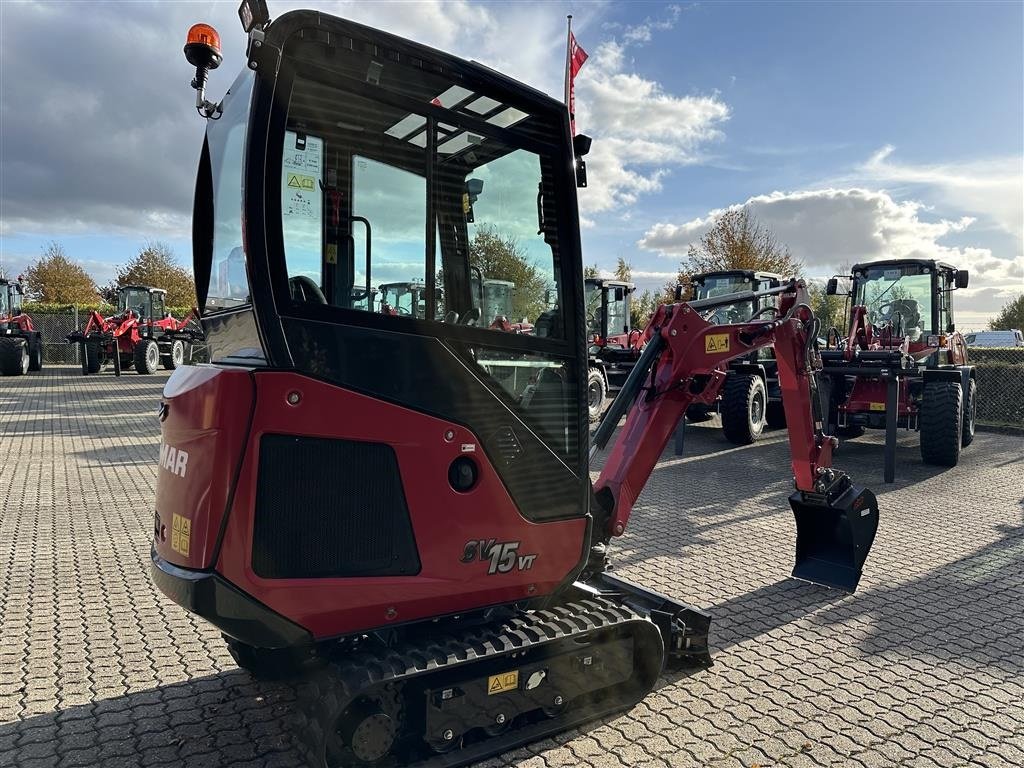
[564,15,572,108]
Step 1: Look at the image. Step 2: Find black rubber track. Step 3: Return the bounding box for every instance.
[919,379,962,467]
[292,597,663,768]
[720,374,766,445]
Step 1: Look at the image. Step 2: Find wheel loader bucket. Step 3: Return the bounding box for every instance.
[789,483,878,592]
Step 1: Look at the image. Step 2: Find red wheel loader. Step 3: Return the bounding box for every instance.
[684,270,784,443]
[820,258,974,482]
[0,277,44,376]
[67,285,202,375]
[152,7,879,766]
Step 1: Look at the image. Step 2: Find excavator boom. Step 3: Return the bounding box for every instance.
[593,279,879,592]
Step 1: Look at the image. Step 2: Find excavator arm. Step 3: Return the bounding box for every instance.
[591,279,879,592]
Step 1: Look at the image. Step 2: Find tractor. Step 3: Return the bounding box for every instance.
[685,270,784,443]
[151,7,879,767]
[0,277,44,376]
[67,285,201,375]
[584,278,640,421]
[820,258,974,481]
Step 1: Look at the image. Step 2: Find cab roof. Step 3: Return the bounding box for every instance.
[850,258,959,274]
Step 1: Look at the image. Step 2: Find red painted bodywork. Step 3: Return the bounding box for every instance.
[596,282,832,536]
[0,312,35,332]
[155,368,587,640]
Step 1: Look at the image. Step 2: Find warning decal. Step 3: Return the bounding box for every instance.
[487,670,519,695]
[705,333,730,353]
[171,513,191,557]
[869,402,886,411]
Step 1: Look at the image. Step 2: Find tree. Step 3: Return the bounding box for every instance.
[807,280,848,337]
[614,257,632,282]
[469,225,549,322]
[990,294,1024,331]
[23,242,98,304]
[663,207,802,300]
[630,289,658,329]
[583,264,600,279]
[116,242,196,307]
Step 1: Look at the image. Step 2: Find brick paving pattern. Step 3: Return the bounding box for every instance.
[1,366,1022,767]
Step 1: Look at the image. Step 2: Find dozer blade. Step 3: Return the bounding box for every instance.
[790,482,879,592]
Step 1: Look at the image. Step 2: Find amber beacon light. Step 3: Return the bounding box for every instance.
[184,23,223,118]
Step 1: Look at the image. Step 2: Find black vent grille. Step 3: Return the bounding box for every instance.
[252,434,420,579]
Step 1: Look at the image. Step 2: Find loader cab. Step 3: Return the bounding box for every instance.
[0,280,24,319]
[847,259,967,341]
[118,286,166,324]
[472,275,516,326]
[584,278,633,344]
[378,281,428,318]
[194,10,588,519]
[691,271,781,325]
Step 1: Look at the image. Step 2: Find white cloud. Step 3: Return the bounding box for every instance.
[574,25,730,216]
[638,187,1023,329]
[859,146,1023,244]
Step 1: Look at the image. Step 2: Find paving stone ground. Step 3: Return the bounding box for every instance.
[1,366,1022,768]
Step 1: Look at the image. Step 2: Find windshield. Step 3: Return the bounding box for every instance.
[854,265,933,338]
[0,285,8,317]
[695,275,753,324]
[118,288,151,318]
[585,282,603,338]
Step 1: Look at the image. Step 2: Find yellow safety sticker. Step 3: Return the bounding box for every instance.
[171,513,191,557]
[326,244,338,265]
[869,402,886,411]
[462,192,471,214]
[487,670,519,695]
[286,173,317,191]
[705,333,730,353]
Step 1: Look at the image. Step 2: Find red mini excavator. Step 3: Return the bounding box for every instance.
[152,5,879,766]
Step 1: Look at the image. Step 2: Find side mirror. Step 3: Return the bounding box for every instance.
[573,134,593,158]
[466,178,484,200]
[955,270,969,289]
[614,288,625,302]
[826,278,838,296]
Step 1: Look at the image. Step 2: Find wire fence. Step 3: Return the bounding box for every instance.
[967,347,1024,429]
[27,307,208,367]
[19,308,1023,428]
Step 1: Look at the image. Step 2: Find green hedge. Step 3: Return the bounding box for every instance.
[23,302,195,317]
[968,347,1024,366]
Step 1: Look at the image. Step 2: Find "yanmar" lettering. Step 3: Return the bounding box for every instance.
[160,443,189,478]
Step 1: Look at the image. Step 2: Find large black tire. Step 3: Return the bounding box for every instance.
[961,377,976,448]
[587,368,607,423]
[28,337,43,371]
[85,342,102,374]
[920,380,962,467]
[133,339,160,375]
[0,338,29,376]
[162,339,185,370]
[224,636,318,680]
[720,374,767,445]
[765,400,786,429]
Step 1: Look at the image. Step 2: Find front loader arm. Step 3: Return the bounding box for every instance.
[592,280,879,592]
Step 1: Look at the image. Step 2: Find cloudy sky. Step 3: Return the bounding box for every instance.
[1,0,1021,329]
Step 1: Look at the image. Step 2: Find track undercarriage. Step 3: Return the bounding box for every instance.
[293,582,709,768]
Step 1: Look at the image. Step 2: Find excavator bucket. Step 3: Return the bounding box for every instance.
[789,483,879,592]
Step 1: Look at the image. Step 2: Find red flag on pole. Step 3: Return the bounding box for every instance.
[564,17,588,136]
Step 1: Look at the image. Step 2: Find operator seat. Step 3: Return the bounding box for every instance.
[534,308,562,339]
[289,275,328,304]
[888,299,922,341]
